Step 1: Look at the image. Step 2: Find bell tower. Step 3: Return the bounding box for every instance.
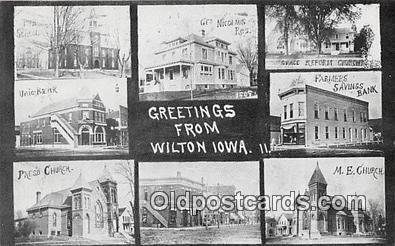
[99,165,119,236]
[70,173,92,237]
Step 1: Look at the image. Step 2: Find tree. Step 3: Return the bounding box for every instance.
[297,4,361,54]
[236,38,257,87]
[105,118,120,146]
[266,5,298,56]
[115,161,135,237]
[367,199,385,235]
[113,28,131,78]
[354,25,375,57]
[15,219,36,238]
[51,6,84,77]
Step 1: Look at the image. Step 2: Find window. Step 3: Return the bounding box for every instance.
[355,128,358,139]
[53,213,57,227]
[182,48,188,56]
[325,126,329,139]
[290,104,293,118]
[298,102,305,117]
[202,48,207,60]
[335,127,338,139]
[314,104,319,119]
[325,106,329,120]
[360,112,363,122]
[169,69,174,80]
[95,127,104,143]
[82,111,90,120]
[144,189,148,201]
[95,201,104,228]
[284,105,287,120]
[315,126,319,140]
[352,109,355,122]
[344,109,347,122]
[221,68,225,79]
[54,129,61,143]
[229,55,233,65]
[342,127,346,139]
[349,128,352,140]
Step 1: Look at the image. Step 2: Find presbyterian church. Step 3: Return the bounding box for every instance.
[26,166,119,237]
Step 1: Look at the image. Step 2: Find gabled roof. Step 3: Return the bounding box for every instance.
[27,188,72,212]
[308,162,327,186]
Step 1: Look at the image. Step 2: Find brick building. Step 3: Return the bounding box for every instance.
[48,9,119,71]
[26,166,119,237]
[278,78,371,147]
[143,30,238,93]
[19,89,107,148]
[293,163,373,237]
[140,171,205,228]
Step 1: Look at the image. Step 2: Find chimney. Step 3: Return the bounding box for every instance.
[36,191,41,203]
[201,29,206,37]
[176,171,181,178]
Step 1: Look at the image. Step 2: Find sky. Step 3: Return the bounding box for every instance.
[270,71,382,119]
[14,160,134,218]
[15,6,130,53]
[265,157,385,218]
[140,161,260,196]
[138,5,257,70]
[15,78,127,125]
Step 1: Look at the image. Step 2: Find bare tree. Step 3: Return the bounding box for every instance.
[51,6,84,77]
[115,160,135,237]
[367,199,385,235]
[113,28,131,78]
[236,38,257,86]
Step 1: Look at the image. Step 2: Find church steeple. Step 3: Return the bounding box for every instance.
[308,162,327,186]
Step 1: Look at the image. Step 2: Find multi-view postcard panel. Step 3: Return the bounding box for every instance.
[139,162,261,244]
[264,157,386,244]
[265,4,381,70]
[269,71,382,157]
[138,5,258,101]
[15,79,128,159]
[14,160,135,244]
[14,6,131,80]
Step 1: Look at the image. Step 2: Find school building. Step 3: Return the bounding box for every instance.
[278,79,371,147]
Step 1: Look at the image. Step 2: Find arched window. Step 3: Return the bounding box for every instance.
[94,127,104,143]
[95,201,104,228]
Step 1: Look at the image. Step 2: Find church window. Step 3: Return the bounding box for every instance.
[95,201,104,228]
[53,213,57,227]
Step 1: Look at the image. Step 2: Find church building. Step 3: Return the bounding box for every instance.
[26,166,119,238]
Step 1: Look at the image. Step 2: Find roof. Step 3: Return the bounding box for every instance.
[30,88,99,118]
[283,213,294,221]
[27,188,72,212]
[119,207,127,215]
[204,36,231,45]
[308,162,327,186]
[306,85,369,106]
[71,173,92,191]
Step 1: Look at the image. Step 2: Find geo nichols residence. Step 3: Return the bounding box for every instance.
[139,171,248,228]
[19,90,108,148]
[25,167,120,237]
[142,30,240,93]
[266,163,374,238]
[278,77,371,147]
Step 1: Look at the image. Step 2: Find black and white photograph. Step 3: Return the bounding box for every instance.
[139,162,261,244]
[269,71,382,157]
[264,157,386,244]
[265,4,381,70]
[13,160,135,245]
[15,6,131,80]
[138,5,258,101]
[15,79,128,159]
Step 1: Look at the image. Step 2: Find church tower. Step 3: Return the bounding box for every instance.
[70,173,93,237]
[99,165,119,236]
[308,162,328,238]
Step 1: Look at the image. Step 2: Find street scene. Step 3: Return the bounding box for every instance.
[15,79,128,159]
[269,71,383,157]
[265,157,386,244]
[13,160,135,245]
[138,5,258,101]
[265,4,381,69]
[139,162,261,244]
[15,6,130,80]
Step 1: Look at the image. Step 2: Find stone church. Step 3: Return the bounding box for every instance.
[26,166,119,238]
[293,163,373,238]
